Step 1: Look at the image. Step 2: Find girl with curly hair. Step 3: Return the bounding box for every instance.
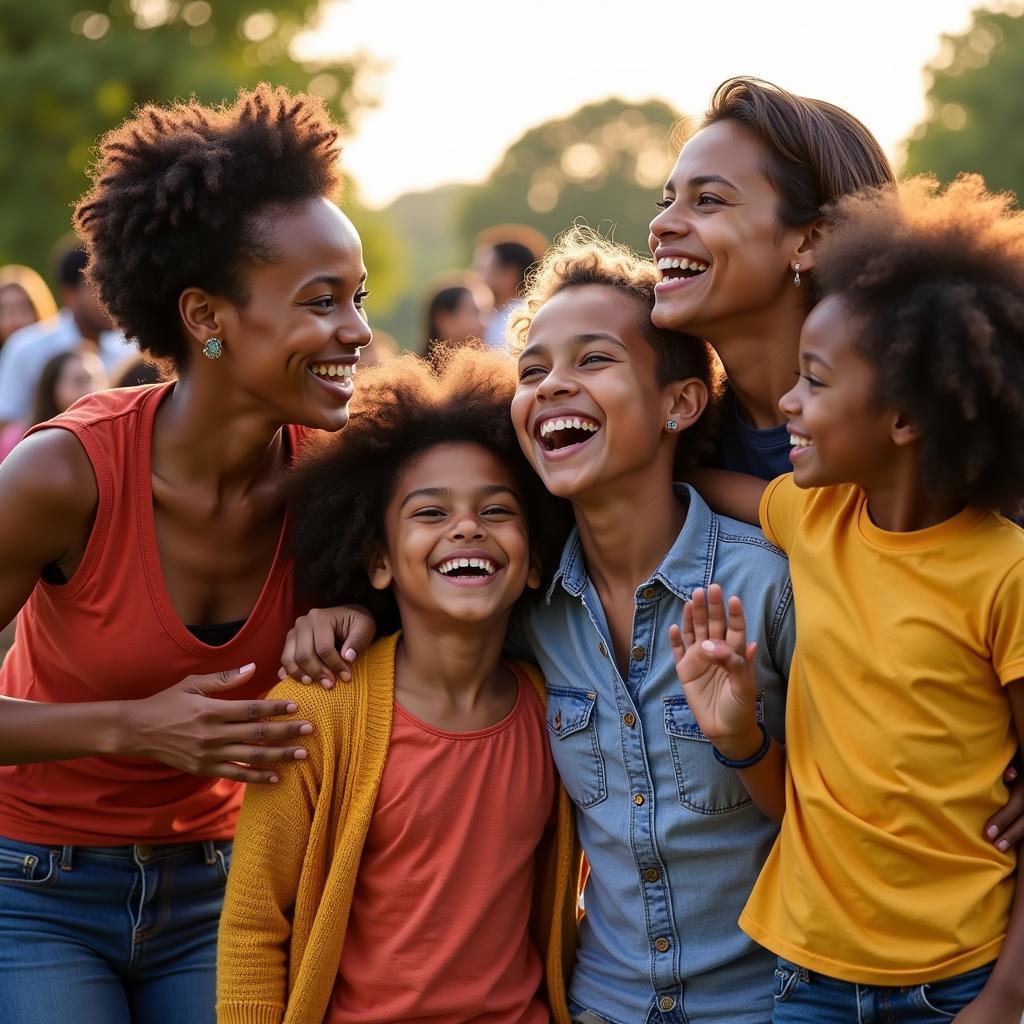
[673,176,1024,1023]
[0,86,372,1023]
[218,346,578,1024]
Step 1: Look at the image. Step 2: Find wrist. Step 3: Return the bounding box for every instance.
[104,700,137,758]
[713,722,770,769]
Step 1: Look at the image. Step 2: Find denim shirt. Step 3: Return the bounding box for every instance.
[518,485,794,1024]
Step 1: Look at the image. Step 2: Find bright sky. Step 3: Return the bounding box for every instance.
[296,0,1007,209]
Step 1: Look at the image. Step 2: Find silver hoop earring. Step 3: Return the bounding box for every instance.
[203,337,223,360]
[666,419,679,432]
[793,263,801,288]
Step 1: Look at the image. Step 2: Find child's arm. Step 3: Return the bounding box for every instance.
[685,468,769,527]
[216,682,324,1024]
[953,678,1024,1022]
[669,585,786,822]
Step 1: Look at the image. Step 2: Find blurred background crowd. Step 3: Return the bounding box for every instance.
[0,0,1021,469]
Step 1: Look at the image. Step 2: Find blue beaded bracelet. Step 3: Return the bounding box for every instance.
[712,722,771,769]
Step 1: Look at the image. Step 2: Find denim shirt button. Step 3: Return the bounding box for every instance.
[631,645,645,660]
[659,996,676,1011]
[598,641,608,658]
[643,868,661,882]
[642,586,656,599]
[654,937,670,952]
[623,712,636,727]
[633,793,645,806]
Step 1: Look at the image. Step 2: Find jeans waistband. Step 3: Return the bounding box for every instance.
[52,839,231,870]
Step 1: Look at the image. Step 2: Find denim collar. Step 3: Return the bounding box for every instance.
[545,483,719,605]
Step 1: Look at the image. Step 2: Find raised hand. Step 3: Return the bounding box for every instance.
[279,605,377,688]
[668,584,760,756]
[122,665,312,783]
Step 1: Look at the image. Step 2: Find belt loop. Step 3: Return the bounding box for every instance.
[201,840,217,865]
[59,845,73,871]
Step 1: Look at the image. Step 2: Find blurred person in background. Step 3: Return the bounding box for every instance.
[473,224,546,349]
[0,243,134,431]
[421,272,490,362]
[0,266,58,349]
[0,350,110,462]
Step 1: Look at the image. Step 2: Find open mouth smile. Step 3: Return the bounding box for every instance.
[535,414,601,455]
[431,554,503,587]
[308,360,357,396]
[654,255,710,294]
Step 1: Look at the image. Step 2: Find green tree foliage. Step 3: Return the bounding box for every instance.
[455,97,683,257]
[904,5,1024,202]
[0,0,368,275]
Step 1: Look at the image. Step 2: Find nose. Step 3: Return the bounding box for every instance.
[649,198,690,256]
[779,377,802,417]
[535,363,577,402]
[450,514,485,541]
[338,310,373,351]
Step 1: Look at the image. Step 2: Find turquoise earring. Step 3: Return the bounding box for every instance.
[202,337,223,360]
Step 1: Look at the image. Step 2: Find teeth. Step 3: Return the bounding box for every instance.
[436,557,497,576]
[656,256,709,273]
[789,434,813,448]
[310,364,356,379]
[539,418,600,437]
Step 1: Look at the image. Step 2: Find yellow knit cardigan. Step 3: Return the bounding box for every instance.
[217,632,580,1024]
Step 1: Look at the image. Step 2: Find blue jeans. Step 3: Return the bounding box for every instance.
[0,834,231,1024]
[771,957,995,1022]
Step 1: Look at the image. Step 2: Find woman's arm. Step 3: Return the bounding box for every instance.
[0,430,311,781]
[686,467,769,527]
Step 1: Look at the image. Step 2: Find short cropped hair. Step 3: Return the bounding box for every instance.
[511,226,721,466]
[75,85,343,368]
[816,174,1024,512]
[287,346,572,634]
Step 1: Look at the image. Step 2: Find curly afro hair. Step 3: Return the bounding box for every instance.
[815,174,1024,512]
[74,85,343,368]
[511,226,723,468]
[287,345,573,635]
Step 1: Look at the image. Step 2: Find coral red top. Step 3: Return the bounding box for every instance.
[0,383,308,845]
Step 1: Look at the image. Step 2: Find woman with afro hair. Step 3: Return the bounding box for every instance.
[673,175,1024,1022]
[0,86,372,1023]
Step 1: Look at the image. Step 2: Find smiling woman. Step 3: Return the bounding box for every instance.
[0,86,372,1024]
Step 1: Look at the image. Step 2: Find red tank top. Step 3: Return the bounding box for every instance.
[0,383,309,845]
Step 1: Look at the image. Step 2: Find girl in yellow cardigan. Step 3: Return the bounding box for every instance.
[217,347,580,1024]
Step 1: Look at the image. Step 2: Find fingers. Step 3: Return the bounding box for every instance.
[279,617,332,687]
[725,595,750,655]
[668,623,685,662]
[215,744,308,768]
[698,638,749,676]
[337,607,377,668]
[219,720,314,745]
[705,584,728,641]
[187,663,257,695]
[214,698,301,722]
[689,588,709,643]
[985,783,1024,852]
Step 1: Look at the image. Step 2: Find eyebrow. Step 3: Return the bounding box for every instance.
[519,331,627,362]
[803,351,833,372]
[298,271,367,290]
[663,173,740,193]
[399,484,519,509]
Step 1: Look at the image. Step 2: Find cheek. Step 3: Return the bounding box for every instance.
[510,395,534,456]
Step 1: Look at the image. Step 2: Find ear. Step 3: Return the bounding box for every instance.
[179,287,230,350]
[526,550,542,591]
[890,411,921,448]
[365,544,394,591]
[663,377,709,435]
[790,217,827,275]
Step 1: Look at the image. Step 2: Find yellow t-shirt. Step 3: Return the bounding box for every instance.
[739,475,1024,985]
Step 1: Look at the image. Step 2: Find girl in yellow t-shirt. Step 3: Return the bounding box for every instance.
[672,175,1024,1023]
